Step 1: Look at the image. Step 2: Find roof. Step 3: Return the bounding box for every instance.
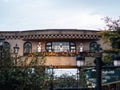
[0,29,100,40]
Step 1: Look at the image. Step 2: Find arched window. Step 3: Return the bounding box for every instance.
[90,42,98,52]
[4,42,10,52]
[45,42,76,52]
[23,42,32,56]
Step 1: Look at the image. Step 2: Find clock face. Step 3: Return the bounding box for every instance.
[90,42,98,52]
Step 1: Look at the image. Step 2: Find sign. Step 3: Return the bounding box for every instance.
[85,68,120,84]
[102,69,120,83]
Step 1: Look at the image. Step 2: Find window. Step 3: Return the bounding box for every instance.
[23,42,32,56]
[4,42,10,52]
[69,42,76,52]
[46,42,52,52]
[45,42,76,52]
[90,42,98,52]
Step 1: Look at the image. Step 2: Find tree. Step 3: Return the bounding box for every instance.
[79,69,87,88]
[54,74,77,88]
[53,70,87,89]
[99,17,120,64]
[100,17,120,50]
[0,50,47,90]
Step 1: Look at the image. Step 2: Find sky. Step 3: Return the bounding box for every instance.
[0,0,120,31]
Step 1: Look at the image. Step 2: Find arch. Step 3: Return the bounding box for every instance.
[23,42,32,56]
[4,42,10,52]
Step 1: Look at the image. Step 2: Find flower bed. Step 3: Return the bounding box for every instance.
[28,52,78,57]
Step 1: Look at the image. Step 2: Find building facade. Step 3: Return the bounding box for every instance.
[0,29,107,67]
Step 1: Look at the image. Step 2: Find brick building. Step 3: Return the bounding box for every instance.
[0,29,109,67]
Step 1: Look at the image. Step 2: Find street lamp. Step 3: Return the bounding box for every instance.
[76,54,85,88]
[76,54,85,67]
[0,36,4,60]
[13,44,19,65]
[94,46,120,90]
[49,65,54,90]
[94,51,103,90]
[76,43,120,90]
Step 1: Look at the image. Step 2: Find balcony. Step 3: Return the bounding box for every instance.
[28,52,77,57]
[27,51,95,67]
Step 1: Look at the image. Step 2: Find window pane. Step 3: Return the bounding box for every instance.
[4,42,10,51]
[52,42,69,52]
[24,42,32,56]
[46,42,51,45]
[46,42,52,52]
[90,42,97,52]
[46,42,76,52]
[70,42,75,45]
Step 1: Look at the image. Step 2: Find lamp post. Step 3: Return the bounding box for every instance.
[0,36,4,60]
[13,44,19,65]
[94,45,120,90]
[94,51,103,90]
[76,54,85,88]
[49,65,54,90]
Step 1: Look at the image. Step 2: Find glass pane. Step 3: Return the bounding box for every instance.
[90,42,97,52]
[4,42,10,51]
[46,42,52,52]
[52,42,69,52]
[24,42,32,55]
[46,42,51,45]
[46,42,76,52]
[70,42,75,45]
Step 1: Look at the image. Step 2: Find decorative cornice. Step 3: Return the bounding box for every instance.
[0,29,100,40]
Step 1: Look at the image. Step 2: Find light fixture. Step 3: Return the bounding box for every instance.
[113,55,120,66]
[13,44,19,65]
[76,54,85,67]
[13,44,19,55]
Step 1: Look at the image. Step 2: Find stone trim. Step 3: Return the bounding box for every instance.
[0,29,100,40]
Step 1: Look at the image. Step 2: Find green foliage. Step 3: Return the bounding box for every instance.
[102,54,113,65]
[79,69,87,88]
[99,17,120,64]
[54,71,87,88]
[0,51,47,90]
[100,17,120,50]
[54,74,77,88]
[102,50,117,64]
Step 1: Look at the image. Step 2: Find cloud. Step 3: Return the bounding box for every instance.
[0,0,105,31]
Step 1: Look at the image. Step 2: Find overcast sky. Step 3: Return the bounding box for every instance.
[0,0,120,31]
